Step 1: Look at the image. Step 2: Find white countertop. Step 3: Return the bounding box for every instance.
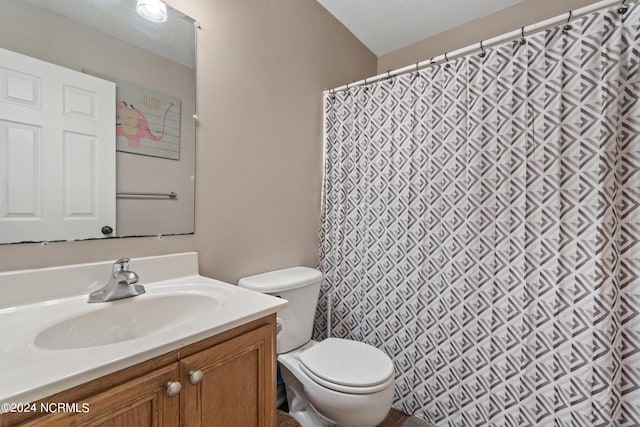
[0,253,287,405]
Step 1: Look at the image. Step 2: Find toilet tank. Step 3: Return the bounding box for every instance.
[238,267,323,354]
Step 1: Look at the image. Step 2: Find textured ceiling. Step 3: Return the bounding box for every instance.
[317,0,525,56]
[25,0,196,69]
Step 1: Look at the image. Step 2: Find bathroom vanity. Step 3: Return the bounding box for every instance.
[0,253,286,426]
[1,316,275,426]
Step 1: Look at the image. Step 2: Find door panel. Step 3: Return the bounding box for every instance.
[20,364,180,427]
[0,122,42,219]
[181,325,277,427]
[0,47,115,242]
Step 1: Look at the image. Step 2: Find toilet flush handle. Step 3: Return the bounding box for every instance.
[276,317,284,336]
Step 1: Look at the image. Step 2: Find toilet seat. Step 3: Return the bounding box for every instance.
[298,338,394,394]
[299,362,394,394]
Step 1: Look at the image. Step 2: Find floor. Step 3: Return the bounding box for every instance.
[378,408,438,427]
[277,410,302,427]
[377,408,410,426]
[277,405,435,427]
[278,408,435,427]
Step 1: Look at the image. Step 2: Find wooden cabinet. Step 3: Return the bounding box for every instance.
[0,315,276,427]
[20,364,180,427]
[181,324,275,427]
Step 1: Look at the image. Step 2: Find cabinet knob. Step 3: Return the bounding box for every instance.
[165,381,182,397]
[188,370,204,385]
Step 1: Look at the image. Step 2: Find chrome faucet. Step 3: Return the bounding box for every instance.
[87,258,145,303]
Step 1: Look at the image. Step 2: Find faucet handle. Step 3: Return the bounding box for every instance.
[112,257,131,277]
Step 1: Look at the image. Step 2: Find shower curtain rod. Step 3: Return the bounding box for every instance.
[326,0,627,94]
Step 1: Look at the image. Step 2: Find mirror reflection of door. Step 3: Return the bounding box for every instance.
[0,47,116,243]
[0,0,196,244]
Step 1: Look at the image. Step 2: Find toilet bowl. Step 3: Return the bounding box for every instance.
[279,339,394,427]
[238,267,395,427]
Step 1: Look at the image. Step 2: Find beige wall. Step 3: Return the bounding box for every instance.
[0,0,376,281]
[378,0,601,72]
[178,0,376,283]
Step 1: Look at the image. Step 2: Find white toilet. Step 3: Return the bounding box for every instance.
[238,267,394,427]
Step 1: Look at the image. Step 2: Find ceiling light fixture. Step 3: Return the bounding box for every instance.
[136,0,168,23]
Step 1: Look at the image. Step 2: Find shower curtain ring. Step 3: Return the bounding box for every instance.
[416,62,420,72]
[444,52,450,68]
[618,0,628,14]
[520,26,527,44]
[563,10,573,32]
[479,40,486,58]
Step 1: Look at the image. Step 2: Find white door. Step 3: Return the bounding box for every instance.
[0,47,115,243]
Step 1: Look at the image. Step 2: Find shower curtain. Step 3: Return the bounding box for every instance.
[316,2,640,425]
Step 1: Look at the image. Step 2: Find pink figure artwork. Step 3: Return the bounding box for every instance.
[116,101,175,149]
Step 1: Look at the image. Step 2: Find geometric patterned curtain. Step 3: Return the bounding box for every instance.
[315,2,640,424]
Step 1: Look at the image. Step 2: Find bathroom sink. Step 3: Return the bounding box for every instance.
[34,293,220,350]
[0,253,288,405]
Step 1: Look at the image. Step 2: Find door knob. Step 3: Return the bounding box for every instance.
[165,381,182,397]
[188,370,204,385]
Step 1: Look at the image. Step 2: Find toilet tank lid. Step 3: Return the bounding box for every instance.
[238,267,323,293]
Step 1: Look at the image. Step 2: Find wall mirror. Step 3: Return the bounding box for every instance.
[0,0,196,244]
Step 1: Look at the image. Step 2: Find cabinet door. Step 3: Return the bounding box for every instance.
[181,324,276,427]
[21,364,180,427]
